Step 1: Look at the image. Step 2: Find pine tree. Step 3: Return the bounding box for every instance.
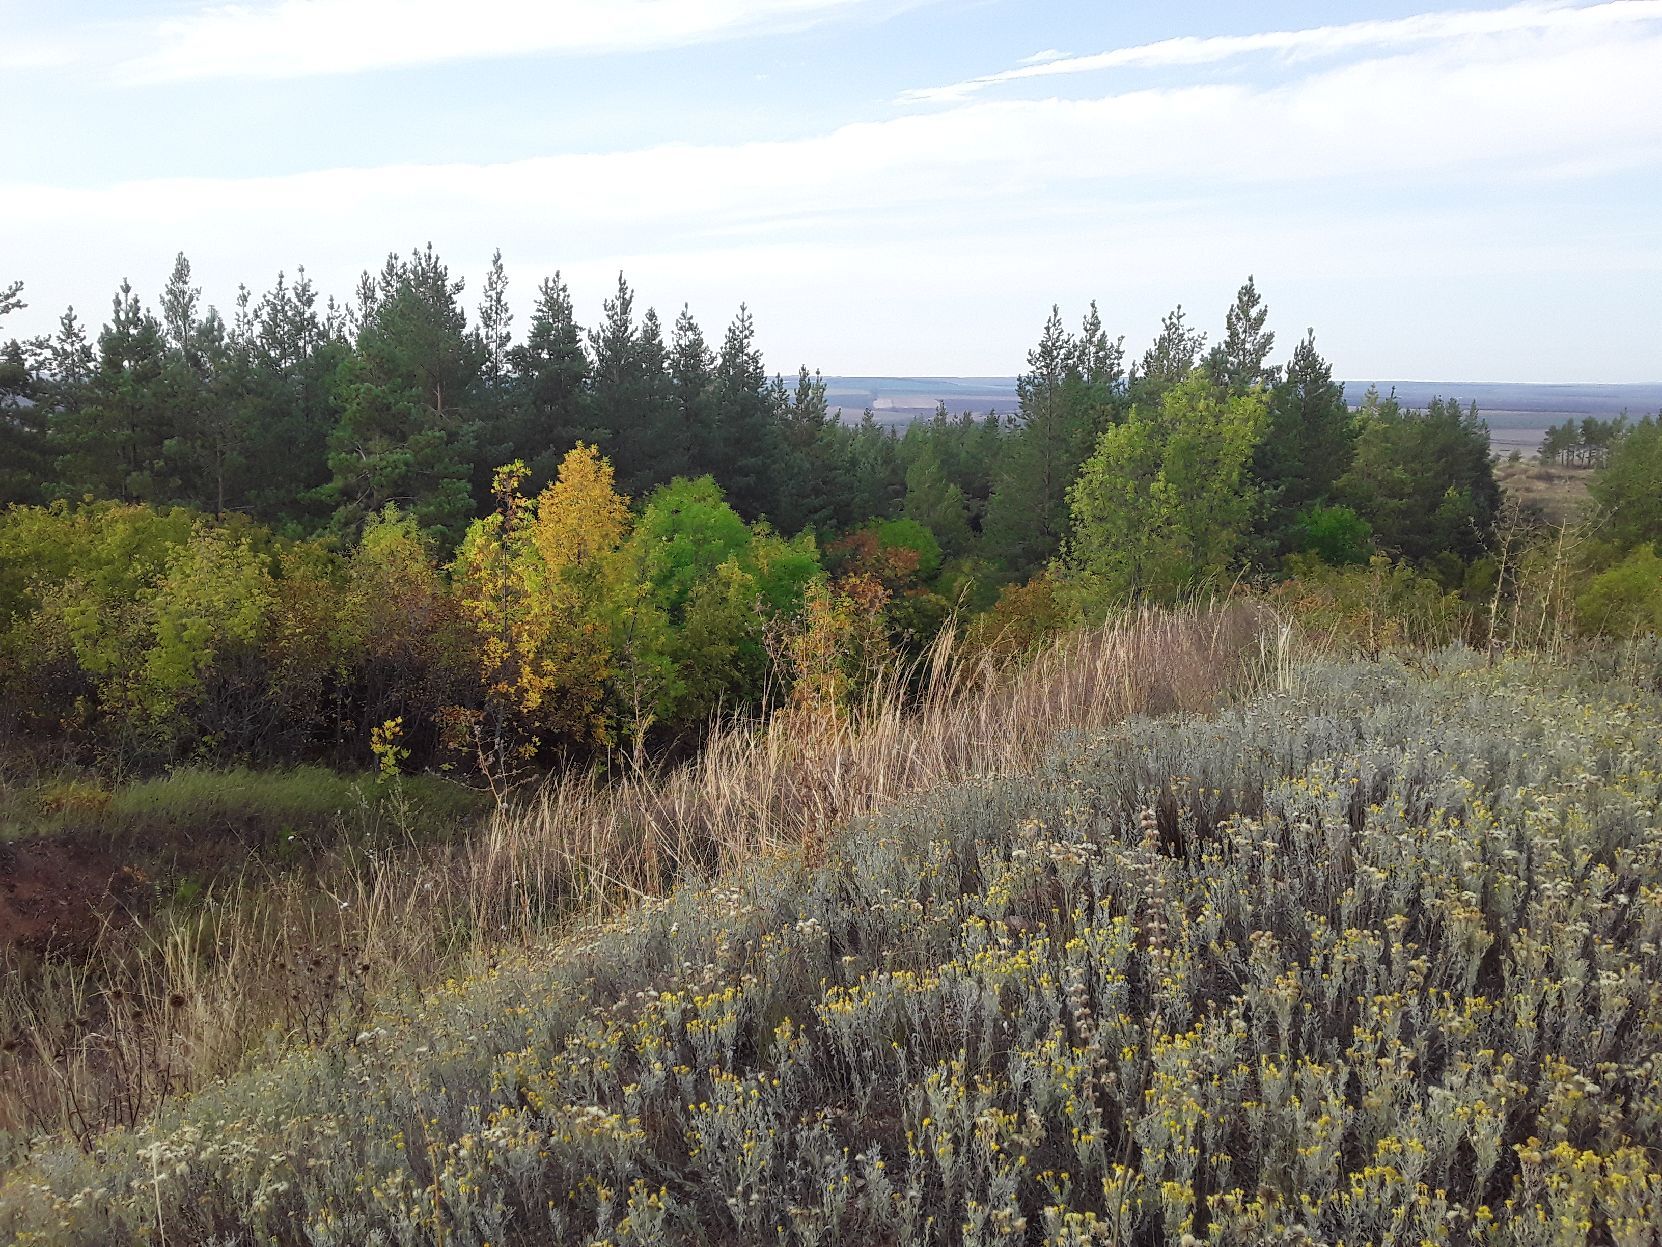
[1136,303,1207,393]
[468,249,518,505]
[154,253,250,515]
[587,276,684,496]
[237,267,347,530]
[588,272,635,468]
[1339,393,1499,563]
[505,272,594,489]
[0,281,49,505]
[1252,329,1356,557]
[902,449,972,558]
[55,280,174,502]
[476,248,513,386]
[325,246,481,548]
[848,410,904,522]
[1075,301,1126,391]
[627,307,686,493]
[670,305,718,477]
[710,304,782,521]
[1208,276,1279,391]
[1589,415,1661,549]
[774,366,854,535]
[982,306,1110,577]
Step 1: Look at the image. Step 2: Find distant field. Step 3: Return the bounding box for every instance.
[824,377,1662,454]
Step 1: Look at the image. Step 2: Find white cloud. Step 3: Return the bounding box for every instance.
[900,0,1662,103]
[120,0,923,82]
[1017,48,1070,66]
[4,6,1659,377]
[0,38,77,71]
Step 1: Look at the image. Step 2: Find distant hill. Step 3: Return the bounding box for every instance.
[821,376,1662,455]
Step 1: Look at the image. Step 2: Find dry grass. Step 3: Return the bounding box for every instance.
[0,601,1276,1156]
[486,600,1277,902]
[1494,456,1595,526]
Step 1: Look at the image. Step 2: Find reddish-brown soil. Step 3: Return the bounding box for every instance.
[0,838,150,954]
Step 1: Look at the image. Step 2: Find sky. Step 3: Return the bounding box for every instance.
[1,0,1659,382]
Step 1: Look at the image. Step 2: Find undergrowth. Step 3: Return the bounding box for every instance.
[3,639,1660,1243]
[0,604,1269,1156]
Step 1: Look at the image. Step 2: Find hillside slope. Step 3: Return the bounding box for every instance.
[4,646,1661,1245]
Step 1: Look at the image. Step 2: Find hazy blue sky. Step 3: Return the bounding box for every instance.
[2,0,1659,380]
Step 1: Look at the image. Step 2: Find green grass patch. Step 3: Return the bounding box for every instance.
[1,764,489,848]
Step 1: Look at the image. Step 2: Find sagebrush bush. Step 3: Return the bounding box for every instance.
[3,641,1660,1244]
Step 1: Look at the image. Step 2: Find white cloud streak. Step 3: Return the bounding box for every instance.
[120,0,920,82]
[3,4,1659,377]
[899,0,1662,103]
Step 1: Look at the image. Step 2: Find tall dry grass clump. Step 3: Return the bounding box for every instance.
[0,601,1274,1154]
[477,600,1273,905]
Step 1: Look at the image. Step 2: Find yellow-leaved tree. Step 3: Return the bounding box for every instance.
[452,445,629,779]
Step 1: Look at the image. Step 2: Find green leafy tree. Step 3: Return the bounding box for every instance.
[872,517,942,581]
[827,517,949,648]
[1576,544,1662,636]
[1590,415,1661,549]
[1063,373,1268,608]
[1292,503,1373,566]
[139,524,276,735]
[626,476,753,622]
[0,501,272,754]
[902,449,972,558]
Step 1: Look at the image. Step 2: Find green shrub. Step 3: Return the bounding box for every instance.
[1290,502,1372,566]
[1577,544,1662,637]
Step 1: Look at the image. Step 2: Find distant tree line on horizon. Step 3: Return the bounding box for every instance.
[1,250,1658,774]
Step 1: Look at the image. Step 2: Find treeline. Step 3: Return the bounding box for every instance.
[0,252,879,544]
[0,257,1494,583]
[3,253,1659,774]
[1538,415,1627,467]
